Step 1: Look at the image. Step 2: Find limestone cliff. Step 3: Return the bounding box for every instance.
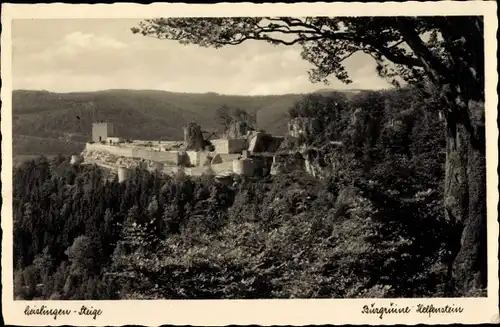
[287,117,322,140]
[273,117,344,178]
[223,120,252,139]
[184,123,205,151]
[81,147,169,173]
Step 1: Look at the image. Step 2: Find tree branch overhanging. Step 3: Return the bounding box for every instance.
[131,16,482,101]
[394,17,452,83]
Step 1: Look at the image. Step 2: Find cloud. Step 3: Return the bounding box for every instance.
[12,20,394,94]
[35,32,128,61]
[13,31,132,78]
[64,31,127,50]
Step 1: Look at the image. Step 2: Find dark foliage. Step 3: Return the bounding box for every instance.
[13,87,477,300]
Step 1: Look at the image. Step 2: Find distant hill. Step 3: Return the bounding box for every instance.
[12,88,366,157]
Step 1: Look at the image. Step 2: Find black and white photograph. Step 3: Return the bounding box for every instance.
[1,2,498,326]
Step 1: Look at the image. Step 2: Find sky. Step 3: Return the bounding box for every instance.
[12,19,394,96]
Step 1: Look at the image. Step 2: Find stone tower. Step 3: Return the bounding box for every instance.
[92,122,114,143]
[183,123,204,151]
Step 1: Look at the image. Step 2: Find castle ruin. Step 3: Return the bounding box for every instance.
[92,122,115,143]
[78,119,325,182]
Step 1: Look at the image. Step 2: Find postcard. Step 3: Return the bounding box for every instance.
[1,1,498,325]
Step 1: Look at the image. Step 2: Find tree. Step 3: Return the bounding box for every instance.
[22,265,38,299]
[65,235,99,297]
[216,105,233,131]
[216,104,256,136]
[289,92,349,143]
[14,269,26,299]
[132,16,486,294]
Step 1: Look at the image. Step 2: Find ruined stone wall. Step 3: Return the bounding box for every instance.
[218,153,241,163]
[211,161,234,176]
[211,138,247,154]
[150,151,181,164]
[183,151,240,167]
[185,151,211,166]
[85,143,181,165]
[131,139,163,145]
[86,143,134,157]
[82,145,238,178]
[247,133,285,153]
[131,148,180,164]
[107,137,123,144]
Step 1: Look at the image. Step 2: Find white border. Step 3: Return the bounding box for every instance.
[1,2,498,326]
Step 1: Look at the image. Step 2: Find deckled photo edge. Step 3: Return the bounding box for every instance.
[1,2,498,326]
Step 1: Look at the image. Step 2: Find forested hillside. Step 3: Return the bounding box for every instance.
[12,89,365,156]
[13,86,483,300]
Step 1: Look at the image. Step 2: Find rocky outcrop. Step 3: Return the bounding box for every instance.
[270,152,305,175]
[82,148,162,171]
[304,157,324,178]
[351,108,363,125]
[278,117,322,153]
[280,115,344,178]
[301,145,342,178]
[277,135,298,152]
[223,121,252,139]
[288,117,322,139]
[184,123,205,151]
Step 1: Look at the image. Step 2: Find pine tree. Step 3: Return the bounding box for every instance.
[162,201,182,235]
[14,269,25,299]
[120,205,149,252]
